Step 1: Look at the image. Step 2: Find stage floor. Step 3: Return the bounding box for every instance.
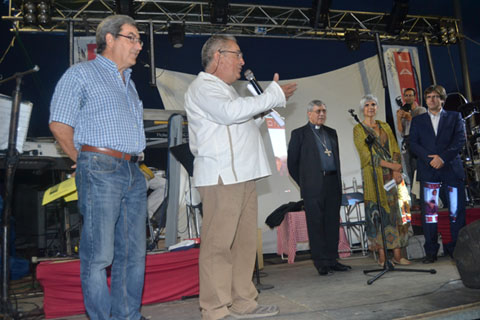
[16,252,480,319]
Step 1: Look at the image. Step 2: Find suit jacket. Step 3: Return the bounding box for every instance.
[409,110,465,186]
[287,123,342,199]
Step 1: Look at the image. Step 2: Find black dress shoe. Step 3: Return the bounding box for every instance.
[331,262,352,271]
[318,266,334,276]
[422,255,437,264]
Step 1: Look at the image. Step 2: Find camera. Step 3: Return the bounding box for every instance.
[395,96,411,112]
[401,103,411,112]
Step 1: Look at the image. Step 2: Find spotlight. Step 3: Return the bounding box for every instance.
[22,0,51,26]
[168,23,185,49]
[115,0,135,18]
[345,31,360,51]
[209,0,229,25]
[386,0,409,35]
[437,21,456,44]
[37,1,51,26]
[23,1,37,25]
[310,0,332,29]
[448,26,457,44]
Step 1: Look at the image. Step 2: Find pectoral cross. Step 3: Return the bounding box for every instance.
[324,148,332,157]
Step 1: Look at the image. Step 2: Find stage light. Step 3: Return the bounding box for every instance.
[37,1,51,26]
[209,0,229,25]
[437,21,457,44]
[22,0,51,27]
[168,23,185,49]
[448,26,457,44]
[115,0,135,18]
[345,31,360,51]
[386,0,409,35]
[310,0,332,29]
[23,1,37,25]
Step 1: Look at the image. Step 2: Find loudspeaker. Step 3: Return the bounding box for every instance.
[453,220,480,289]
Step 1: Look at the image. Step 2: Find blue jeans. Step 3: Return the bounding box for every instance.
[76,151,147,320]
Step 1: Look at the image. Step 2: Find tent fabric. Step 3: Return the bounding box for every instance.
[155,55,385,253]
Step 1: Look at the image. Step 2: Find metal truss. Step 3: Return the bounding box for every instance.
[2,0,460,45]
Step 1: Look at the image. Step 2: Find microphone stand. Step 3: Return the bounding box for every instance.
[0,66,39,315]
[348,110,436,285]
[244,70,274,291]
[254,256,273,292]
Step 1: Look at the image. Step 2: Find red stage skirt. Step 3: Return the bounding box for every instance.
[411,207,480,243]
[37,248,199,319]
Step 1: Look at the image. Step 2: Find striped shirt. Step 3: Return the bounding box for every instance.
[49,55,145,154]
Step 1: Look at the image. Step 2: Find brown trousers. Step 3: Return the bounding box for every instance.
[197,179,259,320]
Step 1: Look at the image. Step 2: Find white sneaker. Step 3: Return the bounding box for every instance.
[230,305,280,319]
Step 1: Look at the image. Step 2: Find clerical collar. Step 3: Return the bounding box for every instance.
[309,122,322,130]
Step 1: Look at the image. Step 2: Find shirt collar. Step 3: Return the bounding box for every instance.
[96,54,132,78]
[428,108,443,118]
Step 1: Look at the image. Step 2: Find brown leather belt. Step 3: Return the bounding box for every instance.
[81,145,140,162]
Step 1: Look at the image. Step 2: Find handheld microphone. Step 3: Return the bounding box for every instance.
[243,69,284,127]
[244,69,263,95]
[348,108,359,122]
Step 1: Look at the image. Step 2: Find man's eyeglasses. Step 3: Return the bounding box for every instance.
[219,50,243,59]
[310,109,326,114]
[117,33,143,46]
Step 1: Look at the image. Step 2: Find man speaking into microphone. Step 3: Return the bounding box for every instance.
[184,35,296,320]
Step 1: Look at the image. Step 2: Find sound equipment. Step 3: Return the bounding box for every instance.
[453,220,480,289]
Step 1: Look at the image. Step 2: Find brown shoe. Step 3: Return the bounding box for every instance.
[392,257,411,265]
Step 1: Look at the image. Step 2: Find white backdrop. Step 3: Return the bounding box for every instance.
[155,55,385,253]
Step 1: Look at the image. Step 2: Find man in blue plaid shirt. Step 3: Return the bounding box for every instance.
[49,15,147,320]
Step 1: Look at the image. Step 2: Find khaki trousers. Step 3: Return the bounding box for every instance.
[198,179,259,320]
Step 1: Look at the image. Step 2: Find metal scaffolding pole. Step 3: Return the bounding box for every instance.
[424,35,437,85]
[454,0,472,101]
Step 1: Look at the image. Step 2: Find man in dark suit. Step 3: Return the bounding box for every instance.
[409,84,466,263]
[287,100,350,275]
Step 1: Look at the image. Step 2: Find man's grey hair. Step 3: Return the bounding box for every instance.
[359,94,379,113]
[201,35,237,69]
[96,15,137,54]
[307,100,326,112]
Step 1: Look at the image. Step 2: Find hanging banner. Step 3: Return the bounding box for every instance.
[393,51,419,105]
[383,46,421,138]
[73,36,97,64]
[383,45,421,184]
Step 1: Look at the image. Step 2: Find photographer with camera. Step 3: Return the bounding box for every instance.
[396,88,426,190]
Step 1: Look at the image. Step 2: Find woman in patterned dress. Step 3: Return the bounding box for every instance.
[353,94,410,266]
